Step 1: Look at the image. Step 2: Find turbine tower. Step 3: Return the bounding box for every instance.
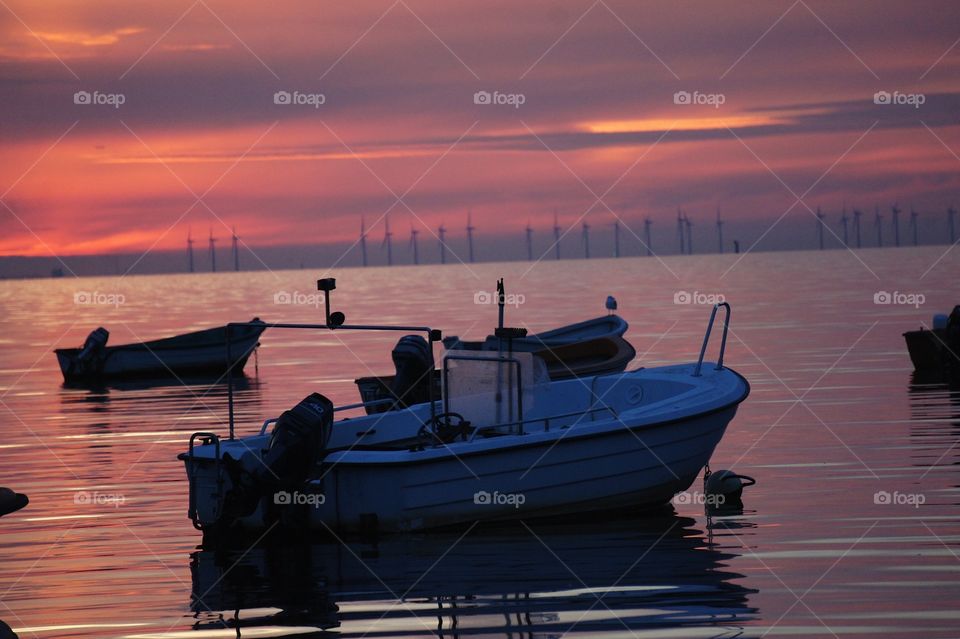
[208,229,217,272]
[186,229,195,273]
[644,217,653,256]
[891,203,901,247]
[612,219,620,258]
[685,214,694,255]
[466,209,476,263]
[553,211,561,260]
[816,206,826,250]
[874,206,883,247]
[716,207,724,254]
[437,222,447,264]
[359,216,368,267]
[949,206,957,245]
[853,209,863,249]
[382,213,393,266]
[676,209,686,255]
[840,204,849,247]
[582,221,590,259]
[910,207,919,246]
[231,226,240,271]
[409,226,419,265]
[525,222,534,261]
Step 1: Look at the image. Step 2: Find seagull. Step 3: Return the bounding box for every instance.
[606,295,618,315]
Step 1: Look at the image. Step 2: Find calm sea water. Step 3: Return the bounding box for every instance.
[0,247,957,638]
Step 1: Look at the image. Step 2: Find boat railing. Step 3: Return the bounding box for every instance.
[224,278,441,440]
[693,302,731,377]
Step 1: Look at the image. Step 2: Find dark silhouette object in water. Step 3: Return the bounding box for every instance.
[0,620,18,638]
[0,488,28,517]
[903,305,960,374]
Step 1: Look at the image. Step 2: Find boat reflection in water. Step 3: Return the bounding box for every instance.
[189,511,756,637]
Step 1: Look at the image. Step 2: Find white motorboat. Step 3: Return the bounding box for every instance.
[180,278,749,534]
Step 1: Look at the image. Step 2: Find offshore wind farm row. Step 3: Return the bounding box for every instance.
[186,205,959,272]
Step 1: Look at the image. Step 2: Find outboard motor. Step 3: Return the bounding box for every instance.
[389,334,433,408]
[72,327,109,376]
[221,393,334,523]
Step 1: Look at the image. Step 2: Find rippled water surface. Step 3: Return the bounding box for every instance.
[0,247,958,638]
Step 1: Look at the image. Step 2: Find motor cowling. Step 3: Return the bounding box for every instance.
[390,335,433,408]
[221,393,333,522]
[71,327,109,376]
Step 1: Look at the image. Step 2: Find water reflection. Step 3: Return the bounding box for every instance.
[189,512,755,638]
[908,371,960,492]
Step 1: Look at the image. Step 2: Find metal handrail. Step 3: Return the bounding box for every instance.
[693,302,731,377]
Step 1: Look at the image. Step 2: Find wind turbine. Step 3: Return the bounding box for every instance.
[208,229,217,272]
[949,206,957,245]
[553,211,562,260]
[716,207,724,254]
[685,214,694,255]
[382,213,393,266]
[466,210,476,263]
[231,226,240,271]
[840,204,849,247]
[874,205,883,247]
[816,206,825,250]
[582,221,591,259]
[186,229,195,273]
[359,216,368,267]
[644,217,653,256]
[437,222,447,264]
[409,225,419,265]
[612,219,621,258]
[853,209,863,249]
[676,209,686,255]
[891,203,901,247]
[910,207,919,246]
[525,222,534,261]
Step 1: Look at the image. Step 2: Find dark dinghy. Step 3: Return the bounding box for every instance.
[55,319,266,383]
[903,306,960,373]
[355,315,637,414]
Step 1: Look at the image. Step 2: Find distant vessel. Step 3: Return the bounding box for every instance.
[55,320,265,383]
[180,279,749,534]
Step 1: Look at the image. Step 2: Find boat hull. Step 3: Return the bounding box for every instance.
[56,323,264,382]
[904,328,957,372]
[313,404,736,532]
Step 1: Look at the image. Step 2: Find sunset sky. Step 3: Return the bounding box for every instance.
[2,0,959,269]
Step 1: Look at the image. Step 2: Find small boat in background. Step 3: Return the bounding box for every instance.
[355,315,637,413]
[55,319,266,383]
[903,306,960,373]
[442,314,636,379]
